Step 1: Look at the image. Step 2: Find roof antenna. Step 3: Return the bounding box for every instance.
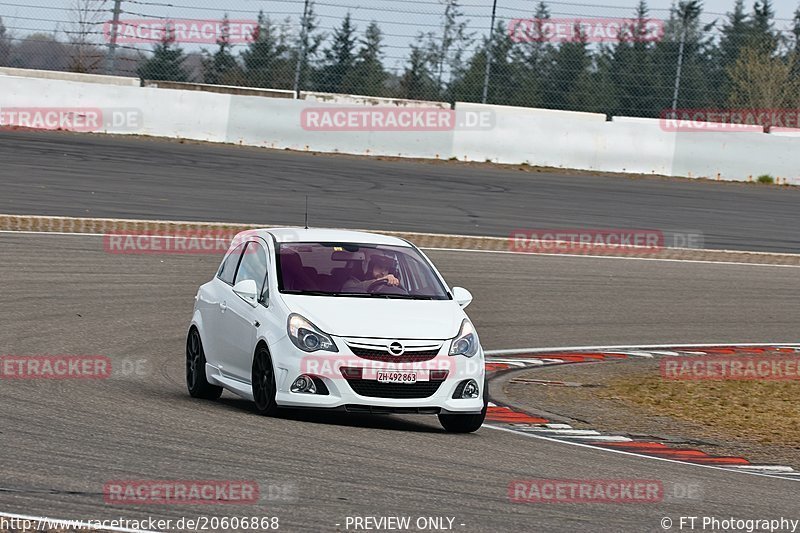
[304,195,309,229]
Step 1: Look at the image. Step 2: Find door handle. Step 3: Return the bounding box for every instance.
[219,301,227,312]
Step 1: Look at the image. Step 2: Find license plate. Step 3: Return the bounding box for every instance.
[376,371,417,384]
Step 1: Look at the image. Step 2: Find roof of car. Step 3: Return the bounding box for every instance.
[260,227,411,246]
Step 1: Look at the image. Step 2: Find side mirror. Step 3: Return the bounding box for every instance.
[233,279,258,307]
[452,287,473,308]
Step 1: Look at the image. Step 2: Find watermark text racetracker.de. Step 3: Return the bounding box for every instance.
[509,17,664,43]
[510,479,703,505]
[104,230,261,255]
[301,107,494,131]
[662,356,800,381]
[104,480,259,505]
[509,229,704,254]
[0,107,143,132]
[660,108,800,133]
[104,18,258,45]
[0,355,149,380]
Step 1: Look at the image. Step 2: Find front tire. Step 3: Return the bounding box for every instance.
[438,379,488,433]
[252,345,279,416]
[186,328,223,400]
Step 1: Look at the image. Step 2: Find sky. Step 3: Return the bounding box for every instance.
[1,0,798,73]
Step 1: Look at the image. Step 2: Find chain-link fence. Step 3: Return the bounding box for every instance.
[1,1,799,118]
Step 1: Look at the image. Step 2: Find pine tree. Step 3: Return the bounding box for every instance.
[606,0,658,116]
[0,17,10,67]
[137,25,189,82]
[315,13,358,93]
[450,21,521,105]
[510,1,555,109]
[543,23,592,111]
[241,11,291,89]
[794,4,800,56]
[746,0,778,53]
[290,1,323,92]
[718,0,748,67]
[341,21,388,96]
[203,14,239,85]
[652,0,713,111]
[398,41,439,100]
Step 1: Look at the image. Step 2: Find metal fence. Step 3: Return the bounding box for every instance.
[1,1,799,118]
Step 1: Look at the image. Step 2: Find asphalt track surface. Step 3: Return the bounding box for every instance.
[1,130,800,253]
[2,233,800,532]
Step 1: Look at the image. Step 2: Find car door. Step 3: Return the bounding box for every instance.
[219,240,269,382]
[201,242,247,368]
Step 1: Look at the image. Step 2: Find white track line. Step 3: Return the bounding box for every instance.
[483,425,800,482]
[421,246,800,268]
[3,230,800,268]
[0,511,159,533]
[485,342,800,356]
[486,342,800,481]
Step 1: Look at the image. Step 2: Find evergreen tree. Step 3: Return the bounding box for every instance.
[449,21,524,105]
[203,14,239,85]
[398,41,439,100]
[652,0,714,111]
[137,25,188,82]
[0,17,10,67]
[341,21,388,96]
[718,0,748,67]
[746,0,778,53]
[510,1,555,108]
[290,1,323,92]
[543,23,592,110]
[793,4,800,56]
[315,13,358,93]
[606,1,658,116]
[241,11,291,89]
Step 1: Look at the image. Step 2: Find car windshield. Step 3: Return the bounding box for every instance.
[277,242,450,300]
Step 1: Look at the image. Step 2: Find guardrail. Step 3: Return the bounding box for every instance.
[0,67,797,184]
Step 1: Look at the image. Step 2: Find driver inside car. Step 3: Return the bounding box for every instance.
[342,254,400,292]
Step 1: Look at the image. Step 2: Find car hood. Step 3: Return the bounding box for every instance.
[280,294,463,339]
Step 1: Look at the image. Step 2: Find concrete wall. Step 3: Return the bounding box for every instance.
[1,68,798,184]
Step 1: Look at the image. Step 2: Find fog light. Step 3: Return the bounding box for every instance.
[462,379,480,399]
[291,374,317,394]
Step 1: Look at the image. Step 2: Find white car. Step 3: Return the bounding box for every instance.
[186,228,487,433]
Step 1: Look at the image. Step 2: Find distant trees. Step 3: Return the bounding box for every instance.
[0,17,11,66]
[4,0,800,116]
[65,0,107,73]
[136,27,188,82]
[203,14,239,85]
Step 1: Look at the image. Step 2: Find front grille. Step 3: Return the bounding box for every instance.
[345,404,441,414]
[348,346,440,363]
[345,378,443,399]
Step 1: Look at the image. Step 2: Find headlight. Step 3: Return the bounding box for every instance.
[287,314,338,353]
[449,319,480,358]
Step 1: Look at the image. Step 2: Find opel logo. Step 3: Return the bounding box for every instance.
[388,342,405,356]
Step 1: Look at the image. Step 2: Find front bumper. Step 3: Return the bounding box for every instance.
[272,335,485,414]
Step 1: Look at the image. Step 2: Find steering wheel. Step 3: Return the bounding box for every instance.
[367,278,409,294]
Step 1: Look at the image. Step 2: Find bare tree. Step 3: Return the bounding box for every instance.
[65,0,109,73]
[727,45,800,110]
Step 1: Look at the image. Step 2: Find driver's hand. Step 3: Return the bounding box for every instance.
[383,274,400,286]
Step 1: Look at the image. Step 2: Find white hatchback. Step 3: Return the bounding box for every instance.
[187,228,486,433]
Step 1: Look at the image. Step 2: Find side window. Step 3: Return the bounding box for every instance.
[235,241,269,302]
[218,243,246,285]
